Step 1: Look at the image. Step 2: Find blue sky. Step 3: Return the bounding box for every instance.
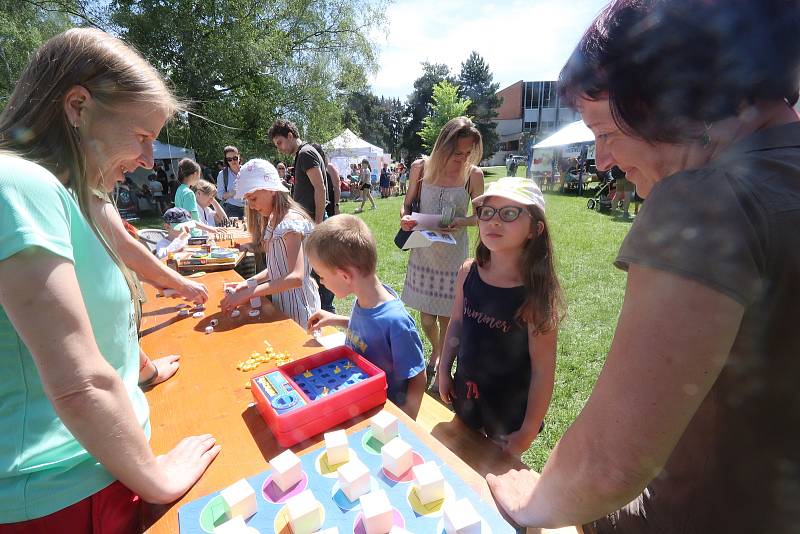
[369,0,609,99]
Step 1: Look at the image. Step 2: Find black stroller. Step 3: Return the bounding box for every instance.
[586,169,616,212]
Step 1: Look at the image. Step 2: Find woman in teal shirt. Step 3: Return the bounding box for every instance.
[0,29,219,531]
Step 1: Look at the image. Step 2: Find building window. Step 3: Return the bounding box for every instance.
[523,82,541,110]
[523,121,538,132]
[540,120,555,132]
[542,81,556,108]
[507,140,520,151]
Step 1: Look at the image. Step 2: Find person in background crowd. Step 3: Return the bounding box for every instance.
[216,145,245,219]
[355,159,376,212]
[268,119,327,224]
[379,163,391,198]
[194,179,228,227]
[147,172,166,213]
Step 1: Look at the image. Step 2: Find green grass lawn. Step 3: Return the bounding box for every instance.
[135,166,632,470]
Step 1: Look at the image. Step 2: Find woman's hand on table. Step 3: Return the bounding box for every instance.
[220,282,253,312]
[150,434,221,504]
[177,279,209,304]
[400,215,418,232]
[486,468,538,527]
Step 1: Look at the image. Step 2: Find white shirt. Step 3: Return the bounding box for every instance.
[199,206,217,227]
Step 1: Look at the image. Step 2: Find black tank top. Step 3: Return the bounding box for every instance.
[456,262,530,395]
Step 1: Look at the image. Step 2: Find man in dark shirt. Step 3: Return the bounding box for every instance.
[268,118,327,224]
[268,118,334,312]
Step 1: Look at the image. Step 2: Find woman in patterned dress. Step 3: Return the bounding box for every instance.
[400,117,485,388]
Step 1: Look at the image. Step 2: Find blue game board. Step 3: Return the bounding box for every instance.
[178,422,515,533]
[291,358,368,401]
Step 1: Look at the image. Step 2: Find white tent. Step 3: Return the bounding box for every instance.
[153,140,196,161]
[533,120,595,149]
[324,129,385,177]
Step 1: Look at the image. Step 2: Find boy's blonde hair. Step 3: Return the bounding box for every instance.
[305,214,376,277]
[194,179,217,196]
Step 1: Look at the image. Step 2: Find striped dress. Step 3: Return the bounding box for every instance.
[262,211,320,328]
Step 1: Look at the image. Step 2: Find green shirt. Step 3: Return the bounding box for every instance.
[0,155,149,522]
[174,183,200,221]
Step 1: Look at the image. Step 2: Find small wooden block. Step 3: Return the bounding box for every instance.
[381,437,413,477]
[285,489,323,534]
[324,429,349,465]
[337,458,371,502]
[412,461,444,505]
[359,490,394,534]
[269,449,302,492]
[220,478,257,520]
[443,498,482,534]
[370,410,399,444]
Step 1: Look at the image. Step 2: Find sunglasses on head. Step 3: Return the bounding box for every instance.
[225,155,240,163]
[475,205,531,222]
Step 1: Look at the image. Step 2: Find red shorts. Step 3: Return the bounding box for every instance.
[0,481,140,534]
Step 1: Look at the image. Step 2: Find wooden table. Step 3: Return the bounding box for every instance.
[139,270,579,534]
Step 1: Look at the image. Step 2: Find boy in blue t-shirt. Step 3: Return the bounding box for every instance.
[305,215,426,418]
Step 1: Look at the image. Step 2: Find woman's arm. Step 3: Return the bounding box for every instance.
[487,264,744,527]
[0,249,219,504]
[93,199,208,303]
[501,326,557,455]
[400,159,424,218]
[454,166,485,228]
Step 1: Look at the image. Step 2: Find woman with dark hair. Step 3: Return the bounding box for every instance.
[487,1,800,533]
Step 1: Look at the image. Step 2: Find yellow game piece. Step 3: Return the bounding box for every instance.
[303,370,313,378]
[333,366,341,374]
[343,361,354,370]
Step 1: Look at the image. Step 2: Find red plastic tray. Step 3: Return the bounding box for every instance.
[250,346,387,447]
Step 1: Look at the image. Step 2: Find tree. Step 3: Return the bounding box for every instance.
[458,51,501,161]
[342,92,406,159]
[418,80,471,150]
[111,0,384,163]
[401,62,453,161]
[0,0,74,105]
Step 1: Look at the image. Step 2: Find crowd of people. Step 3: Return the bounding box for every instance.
[1,0,799,532]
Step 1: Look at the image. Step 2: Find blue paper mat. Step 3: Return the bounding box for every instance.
[178,422,515,533]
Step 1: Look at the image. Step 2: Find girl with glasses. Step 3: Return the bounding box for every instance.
[437,177,564,456]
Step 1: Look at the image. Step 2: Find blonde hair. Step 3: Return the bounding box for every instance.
[246,191,312,250]
[423,116,482,185]
[305,214,377,277]
[0,28,181,320]
[194,179,217,196]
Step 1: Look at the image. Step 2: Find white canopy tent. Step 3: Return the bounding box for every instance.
[324,129,385,177]
[128,140,196,187]
[153,140,196,161]
[533,120,595,149]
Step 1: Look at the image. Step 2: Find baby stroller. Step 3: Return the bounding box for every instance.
[586,170,616,212]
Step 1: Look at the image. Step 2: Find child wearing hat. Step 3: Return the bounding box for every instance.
[437,177,565,455]
[220,159,320,328]
[154,207,194,259]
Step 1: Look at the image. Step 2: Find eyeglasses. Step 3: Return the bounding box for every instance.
[476,205,530,222]
[225,155,240,163]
